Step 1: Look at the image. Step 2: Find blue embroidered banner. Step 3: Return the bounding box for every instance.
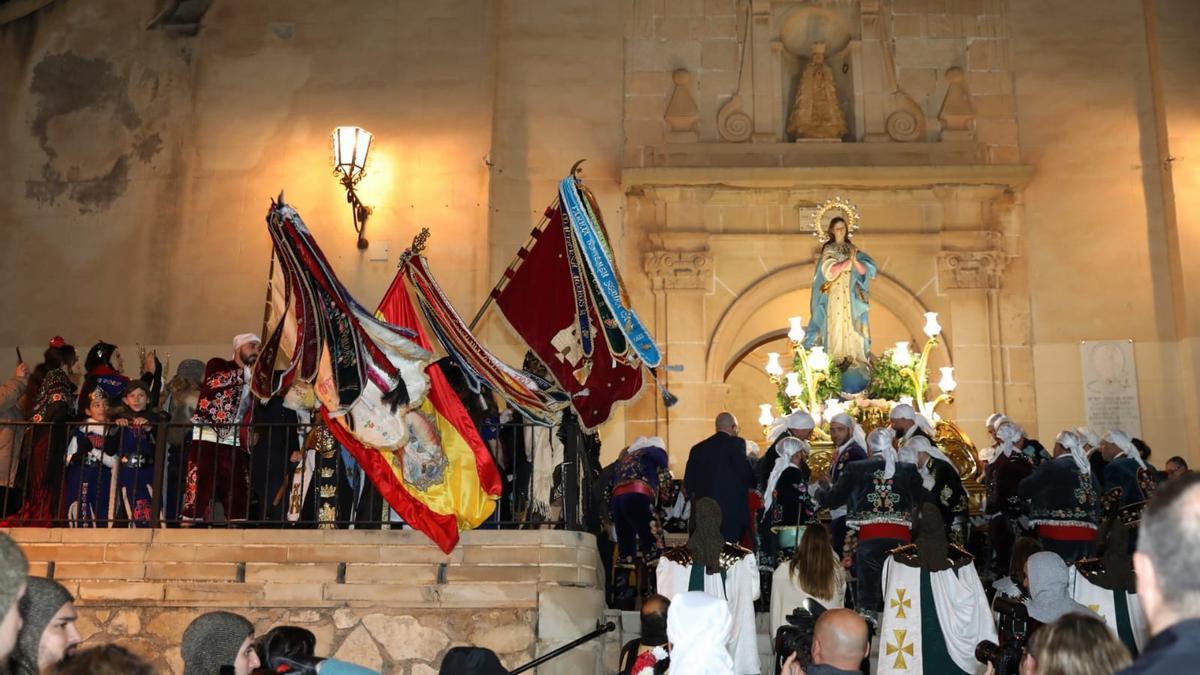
[558,176,663,368]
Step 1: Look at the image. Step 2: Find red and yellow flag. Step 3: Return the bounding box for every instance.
[328,272,501,553]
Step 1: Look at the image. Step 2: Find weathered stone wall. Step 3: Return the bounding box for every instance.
[5,528,605,675]
[0,0,499,364]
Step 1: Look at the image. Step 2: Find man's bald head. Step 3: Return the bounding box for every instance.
[811,608,869,669]
[715,412,739,435]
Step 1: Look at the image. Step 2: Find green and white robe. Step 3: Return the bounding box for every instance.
[1068,566,1146,655]
[877,557,997,674]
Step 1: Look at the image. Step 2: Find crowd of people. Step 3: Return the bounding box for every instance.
[3,331,1200,674]
[0,335,576,529]
[601,408,1198,675]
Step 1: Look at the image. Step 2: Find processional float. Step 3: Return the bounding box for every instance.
[757,197,982,488]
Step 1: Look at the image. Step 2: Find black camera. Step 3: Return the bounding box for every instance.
[774,598,827,674]
[975,597,1034,675]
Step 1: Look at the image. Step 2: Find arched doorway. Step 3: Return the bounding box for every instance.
[706,264,953,444]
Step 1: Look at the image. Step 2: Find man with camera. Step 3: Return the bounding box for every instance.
[778,609,871,675]
[1121,473,1200,673]
[976,551,1097,675]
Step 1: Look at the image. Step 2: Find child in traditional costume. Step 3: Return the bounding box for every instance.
[109,380,165,525]
[63,384,115,526]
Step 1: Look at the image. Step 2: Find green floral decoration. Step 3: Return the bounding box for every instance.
[866,348,923,401]
[770,350,844,415]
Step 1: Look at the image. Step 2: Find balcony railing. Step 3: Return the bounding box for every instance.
[0,414,597,532]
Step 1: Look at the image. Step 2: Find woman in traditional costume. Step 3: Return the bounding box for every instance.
[11,338,77,525]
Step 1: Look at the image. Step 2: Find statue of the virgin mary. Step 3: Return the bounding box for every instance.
[802,199,877,370]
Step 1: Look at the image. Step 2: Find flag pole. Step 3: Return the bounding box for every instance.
[260,248,277,341]
[468,159,586,331]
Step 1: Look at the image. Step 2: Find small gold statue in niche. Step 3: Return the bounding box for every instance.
[786,42,848,141]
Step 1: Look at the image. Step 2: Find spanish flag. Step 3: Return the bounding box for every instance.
[326,272,501,553]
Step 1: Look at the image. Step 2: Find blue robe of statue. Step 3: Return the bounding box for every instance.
[802,242,877,366]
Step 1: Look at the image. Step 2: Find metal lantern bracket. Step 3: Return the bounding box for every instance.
[340,171,372,250]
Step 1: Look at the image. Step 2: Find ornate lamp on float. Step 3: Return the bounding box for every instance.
[761,311,980,483]
[763,315,836,431]
[890,311,956,420]
[332,126,374,250]
[758,404,775,437]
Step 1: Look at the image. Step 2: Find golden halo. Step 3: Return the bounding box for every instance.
[811,196,861,240]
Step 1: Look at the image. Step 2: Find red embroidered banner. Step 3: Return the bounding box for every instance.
[493,205,644,430]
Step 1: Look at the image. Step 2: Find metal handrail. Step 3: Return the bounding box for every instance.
[508,621,616,674]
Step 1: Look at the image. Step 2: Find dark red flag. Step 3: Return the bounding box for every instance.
[493,205,644,430]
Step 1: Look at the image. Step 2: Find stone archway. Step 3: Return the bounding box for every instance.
[705,262,950,385]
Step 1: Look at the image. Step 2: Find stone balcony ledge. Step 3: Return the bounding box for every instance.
[3,528,606,674]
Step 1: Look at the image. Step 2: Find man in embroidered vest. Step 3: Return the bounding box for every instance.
[608,436,672,564]
[657,498,760,674]
[1100,430,1162,551]
[877,503,997,675]
[985,420,1034,577]
[826,413,868,558]
[816,427,925,621]
[182,334,260,522]
[1018,430,1102,563]
[906,435,969,548]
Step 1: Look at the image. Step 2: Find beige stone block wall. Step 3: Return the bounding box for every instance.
[5,528,605,675]
[1009,0,1200,461]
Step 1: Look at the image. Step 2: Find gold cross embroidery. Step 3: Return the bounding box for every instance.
[890,588,912,619]
[1089,603,1102,615]
[886,629,915,669]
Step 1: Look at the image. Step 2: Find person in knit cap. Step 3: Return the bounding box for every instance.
[12,577,79,674]
[438,647,508,675]
[181,611,260,675]
[0,532,29,666]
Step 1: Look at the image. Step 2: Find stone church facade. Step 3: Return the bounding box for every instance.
[2,0,1198,469]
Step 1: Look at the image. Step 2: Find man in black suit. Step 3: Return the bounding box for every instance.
[684,412,755,543]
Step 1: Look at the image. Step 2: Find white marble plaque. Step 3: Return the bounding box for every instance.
[1080,340,1141,437]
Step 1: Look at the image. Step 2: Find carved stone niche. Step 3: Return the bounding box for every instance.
[644,250,713,291]
[937,250,1007,291]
